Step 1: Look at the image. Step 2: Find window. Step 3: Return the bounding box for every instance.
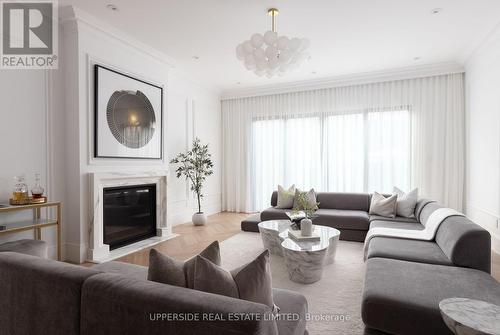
[251,109,411,210]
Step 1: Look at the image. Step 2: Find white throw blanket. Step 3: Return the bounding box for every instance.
[363,207,464,261]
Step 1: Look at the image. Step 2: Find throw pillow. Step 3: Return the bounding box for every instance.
[193,255,239,298]
[393,187,418,218]
[193,250,276,310]
[148,241,221,289]
[293,188,318,210]
[369,192,397,218]
[276,184,296,209]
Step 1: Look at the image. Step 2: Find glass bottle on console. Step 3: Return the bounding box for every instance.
[12,176,29,202]
[31,173,44,199]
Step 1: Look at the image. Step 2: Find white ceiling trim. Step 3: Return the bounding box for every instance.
[59,6,177,69]
[221,61,465,100]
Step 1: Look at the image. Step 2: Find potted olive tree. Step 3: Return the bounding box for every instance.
[170,138,214,226]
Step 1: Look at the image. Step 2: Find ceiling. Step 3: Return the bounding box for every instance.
[59,0,500,92]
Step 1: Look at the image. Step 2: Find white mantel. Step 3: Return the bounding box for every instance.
[88,171,174,262]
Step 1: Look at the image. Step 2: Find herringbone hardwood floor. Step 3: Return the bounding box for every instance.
[114,212,251,266]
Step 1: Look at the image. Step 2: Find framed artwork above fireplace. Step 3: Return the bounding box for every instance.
[94,64,163,159]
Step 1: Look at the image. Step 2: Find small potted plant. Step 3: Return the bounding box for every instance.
[170,138,214,226]
[294,192,319,236]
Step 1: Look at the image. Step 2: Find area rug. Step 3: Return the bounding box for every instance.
[219,232,366,335]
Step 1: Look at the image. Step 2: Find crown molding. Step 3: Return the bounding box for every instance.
[462,18,500,66]
[221,62,465,100]
[59,6,177,68]
[59,5,222,96]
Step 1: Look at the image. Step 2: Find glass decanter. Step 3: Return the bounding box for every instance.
[12,175,29,202]
[31,173,44,199]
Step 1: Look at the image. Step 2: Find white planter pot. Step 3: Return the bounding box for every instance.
[300,218,313,237]
[192,212,207,226]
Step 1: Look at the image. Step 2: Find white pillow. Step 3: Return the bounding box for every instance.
[369,192,397,218]
[393,187,418,218]
[276,184,296,209]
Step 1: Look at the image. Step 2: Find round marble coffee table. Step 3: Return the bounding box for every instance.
[279,225,340,284]
[257,220,292,256]
[440,298,500,335]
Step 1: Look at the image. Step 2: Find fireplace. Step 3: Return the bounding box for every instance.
[103,184,157,250]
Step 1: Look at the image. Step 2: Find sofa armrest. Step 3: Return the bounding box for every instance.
[81,273,278,335]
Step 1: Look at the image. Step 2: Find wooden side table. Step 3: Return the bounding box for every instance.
[0,202,62,260]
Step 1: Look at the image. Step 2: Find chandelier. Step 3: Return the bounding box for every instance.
[236,8,310,78]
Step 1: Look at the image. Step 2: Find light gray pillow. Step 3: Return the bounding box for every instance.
[393,187,418,218]
[148,241,221,289]
[276,184,296,209]
[369,192,397,218]
[293,188,318,210]
[193,250,276,310]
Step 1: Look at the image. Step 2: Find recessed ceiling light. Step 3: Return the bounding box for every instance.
[413,56,421,61]
[192,56,200,60]
[106,4,118,11]
[311,71,317,74]
[431,8,442,14]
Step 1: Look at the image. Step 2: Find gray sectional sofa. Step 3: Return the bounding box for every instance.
[362,200,500,335]
[0,252,308,335]
[243,191,500,334]
[242,191,373,241]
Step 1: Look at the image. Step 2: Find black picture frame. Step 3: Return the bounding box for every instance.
[94,64,163,159]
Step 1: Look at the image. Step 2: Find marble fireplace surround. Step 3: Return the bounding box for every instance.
[88,171,175,263]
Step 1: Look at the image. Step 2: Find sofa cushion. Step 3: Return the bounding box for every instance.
[414,198,435,221]
[241,213,261,232]
[0,252,100,335]
[362,258,500,335]
[369,220,424,231]
[419,202,445,226]
[314,209,369,231]
[0,239,48,258]
[435,216,491,273]
[273,288,308,335]
[366,237,452,266]
[369,215,418,223]
[261,207,290,221]
[81,272,279,335]
[93,261,148,281]
[317,192,371,211]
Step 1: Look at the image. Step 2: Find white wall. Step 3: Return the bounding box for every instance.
[0,6,221,263]
[61,7,221,263]
[465,23,500,253]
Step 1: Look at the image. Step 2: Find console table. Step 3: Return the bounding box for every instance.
[0,202,62,260]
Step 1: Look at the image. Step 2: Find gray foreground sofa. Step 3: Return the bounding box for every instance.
[0,252,308,335]
[362,200,500,335]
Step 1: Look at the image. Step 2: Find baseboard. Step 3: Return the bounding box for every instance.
[466,202,500,254]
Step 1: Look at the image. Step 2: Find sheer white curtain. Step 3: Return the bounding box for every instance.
[222,73,464,212]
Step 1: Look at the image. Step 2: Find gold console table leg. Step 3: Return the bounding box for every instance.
[57,204,61,261]
[34,208,42,240]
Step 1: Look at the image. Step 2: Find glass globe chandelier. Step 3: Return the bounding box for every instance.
[236,8,311,78]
